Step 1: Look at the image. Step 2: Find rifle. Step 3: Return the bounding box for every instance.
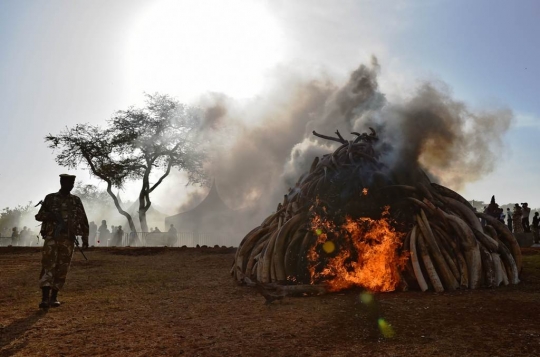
[53,212,88,261]
[74,236,88,261]
[53,212,65,238]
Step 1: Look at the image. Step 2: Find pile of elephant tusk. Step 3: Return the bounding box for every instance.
[232,128,521,293]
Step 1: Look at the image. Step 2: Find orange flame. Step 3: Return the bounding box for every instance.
[308,206,408,292]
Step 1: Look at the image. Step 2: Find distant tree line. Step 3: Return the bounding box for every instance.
[0,203,34,236]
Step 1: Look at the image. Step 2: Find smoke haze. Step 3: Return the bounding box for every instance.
[10,58,512,246]
[185,58,512,237]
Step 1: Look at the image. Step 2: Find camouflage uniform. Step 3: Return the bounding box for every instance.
[35,191,89,290]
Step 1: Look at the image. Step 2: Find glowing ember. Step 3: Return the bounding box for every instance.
[308,207,408,292]
[362,188,368,195]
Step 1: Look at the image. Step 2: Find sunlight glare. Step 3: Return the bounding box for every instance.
[124,0,284,101]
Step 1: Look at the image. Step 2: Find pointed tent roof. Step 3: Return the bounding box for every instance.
[167,180,233,223]
[165,181,242,245]
[126,201,167,218]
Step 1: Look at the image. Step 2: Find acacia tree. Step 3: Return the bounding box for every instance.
[46,93,207,234]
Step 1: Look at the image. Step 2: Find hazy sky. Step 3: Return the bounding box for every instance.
[1,0,539,214]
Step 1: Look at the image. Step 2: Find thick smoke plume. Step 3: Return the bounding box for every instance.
[181,57,513,242]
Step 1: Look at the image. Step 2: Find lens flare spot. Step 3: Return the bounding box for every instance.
[378,318,395,338]
[315,228,323,236]
[322,241,335,253]
[360,292,374,304]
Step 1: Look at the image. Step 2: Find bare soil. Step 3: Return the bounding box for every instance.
[1,246,539,357]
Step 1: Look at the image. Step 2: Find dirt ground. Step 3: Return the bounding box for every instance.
[0,246,539,357]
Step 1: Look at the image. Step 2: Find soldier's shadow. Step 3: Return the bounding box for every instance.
[0,310,46,356]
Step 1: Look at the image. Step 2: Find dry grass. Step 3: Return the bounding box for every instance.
[1,246,540,356]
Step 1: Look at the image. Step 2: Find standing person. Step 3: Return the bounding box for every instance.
[27,228,39,246]
[114,225,124,246]
[98,220,110,246]
[506,208,513,232]
[513,204,524,233]
[167,224,178,247]
[498,208,505,224]
[34,174,89,309]
[88,221,97,247]
[11,227,19,246]
[19,226,29,246]
[532,212,540,244]
[521,203,531,233]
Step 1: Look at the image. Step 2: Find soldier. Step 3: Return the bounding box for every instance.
[35,174,89,309]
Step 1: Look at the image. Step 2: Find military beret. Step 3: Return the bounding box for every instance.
[59,174,76,180]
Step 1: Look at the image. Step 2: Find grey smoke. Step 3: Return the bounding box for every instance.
[380,82,513,187]
[179,57,513,242]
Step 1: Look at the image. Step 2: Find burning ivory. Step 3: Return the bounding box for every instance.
[232,129,521,294]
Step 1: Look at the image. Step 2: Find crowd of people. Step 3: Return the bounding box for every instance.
[86,220,179,247]
[482,196,539,244]
[88,220,125,246]
[1,221,180,247]
[0,226,40,246]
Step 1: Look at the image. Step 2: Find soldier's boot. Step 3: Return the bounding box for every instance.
[39,287,50,309]
[49,289,61,308]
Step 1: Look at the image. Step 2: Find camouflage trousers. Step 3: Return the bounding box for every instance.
[39,235,75,290]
